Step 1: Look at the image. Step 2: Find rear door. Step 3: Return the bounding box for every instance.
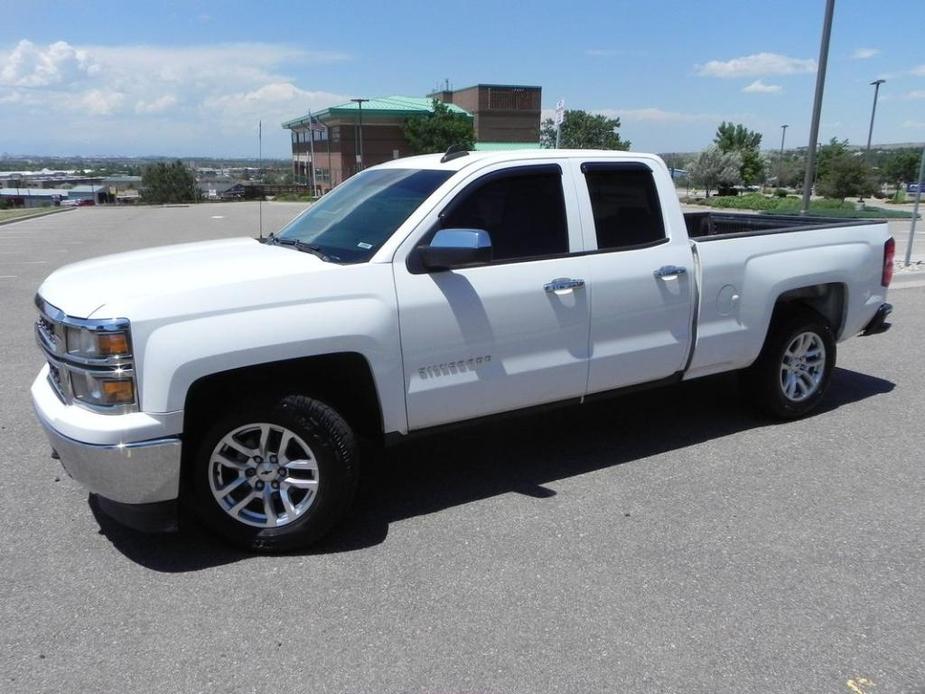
[574,161,695,394]
[393,161,591,430]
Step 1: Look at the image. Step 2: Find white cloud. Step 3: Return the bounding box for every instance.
[0,39,99,87]
[852,48,880,60]
[78,89,124,115]
[135,94,178,114]
[903,120,925,128]
[541,106,720,125]
[0,39,352,154]
[585,49,618,57]
[905,90,925,100]
[911,65,925,76]
[202,82,349,133]
[696,52,816,78]
[603,107,720,124]
[742,79,782,94]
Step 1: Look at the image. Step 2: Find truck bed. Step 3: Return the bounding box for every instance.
[684,211,882,241]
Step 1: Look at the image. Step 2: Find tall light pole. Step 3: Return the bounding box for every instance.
[308,109,317,197]
[778,124,789,185]
[351,98,369,171]
[801,0,836,215]
[866,79,886,154]
[904,146,925,267]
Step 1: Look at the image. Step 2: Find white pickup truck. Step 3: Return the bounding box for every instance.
[32,149,895,550]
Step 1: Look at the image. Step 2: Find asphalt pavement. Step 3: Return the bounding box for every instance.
[1,203,923,693]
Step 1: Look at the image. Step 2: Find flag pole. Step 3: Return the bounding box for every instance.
[258,119,263,240]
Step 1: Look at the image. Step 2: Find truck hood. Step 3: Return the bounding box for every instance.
[38,237,333,318]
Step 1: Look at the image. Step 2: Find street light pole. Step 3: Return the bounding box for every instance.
[904,146,925,267]
[351,98,369,171]
[866,79,886,155]
[801,0,836,215]
[308,109,316,197]
[778,124,789,185]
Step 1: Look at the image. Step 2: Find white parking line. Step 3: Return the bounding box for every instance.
[0,275,17,279]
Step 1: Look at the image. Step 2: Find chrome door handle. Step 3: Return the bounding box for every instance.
[544,277,585,293]
[654,265,687,279]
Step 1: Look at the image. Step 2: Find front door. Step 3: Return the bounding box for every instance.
[394,162,591,430]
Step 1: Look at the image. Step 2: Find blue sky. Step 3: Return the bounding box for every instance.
[1,0,923,158]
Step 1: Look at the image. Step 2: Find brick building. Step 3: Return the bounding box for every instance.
[282,84,542,192]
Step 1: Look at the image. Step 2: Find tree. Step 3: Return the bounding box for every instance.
[814,138,850,182]
[687,146,742,197]
[540,110,630,150]
[141,161,199,203]
[775,153,805,188]
[882,149,921,185]
[713,121,765,186]
[714,121,761,152]
[816,152,875,200]
[403,99,475,154]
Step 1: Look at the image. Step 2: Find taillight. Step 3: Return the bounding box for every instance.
[882,237,895,287]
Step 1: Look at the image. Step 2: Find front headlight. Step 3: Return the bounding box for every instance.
[65,326,132,360]
[70,368,136,407]
[35,296,138,414]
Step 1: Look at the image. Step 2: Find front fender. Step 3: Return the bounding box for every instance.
[135,293,406,435]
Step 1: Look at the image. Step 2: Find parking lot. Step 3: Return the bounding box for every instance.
[1,203,923,692]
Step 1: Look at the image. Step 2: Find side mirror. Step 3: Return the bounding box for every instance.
[419,228,492,271]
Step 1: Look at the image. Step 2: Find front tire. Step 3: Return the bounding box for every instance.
[189,395,359,552]
[742,307,836,420]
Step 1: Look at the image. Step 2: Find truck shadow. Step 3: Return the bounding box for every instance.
[92,366,894,571]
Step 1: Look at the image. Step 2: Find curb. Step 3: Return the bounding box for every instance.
[0,208,73,227]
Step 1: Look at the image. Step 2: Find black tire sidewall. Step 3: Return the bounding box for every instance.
[189,395,358,551]
[750,309,836,419]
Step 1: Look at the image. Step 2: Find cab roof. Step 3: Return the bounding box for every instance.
[372,149,662,174]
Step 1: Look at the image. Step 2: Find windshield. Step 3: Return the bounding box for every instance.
[276,168,453,263]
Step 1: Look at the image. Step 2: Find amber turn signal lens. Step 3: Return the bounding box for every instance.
[100,379,135,404]
[98,332,130,356]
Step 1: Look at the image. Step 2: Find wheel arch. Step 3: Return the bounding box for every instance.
[180,353,383,487]
[183,352,383,438]
[766,282,846,343]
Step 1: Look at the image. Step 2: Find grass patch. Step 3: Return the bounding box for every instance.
[0,207,68,223]
[272,192,316,203]
[690,193,917,219]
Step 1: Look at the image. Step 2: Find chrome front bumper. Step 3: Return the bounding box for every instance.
[32,366,183,506]
[36,415,181,505]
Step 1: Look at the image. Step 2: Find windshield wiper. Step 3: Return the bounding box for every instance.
[266,235,338,262]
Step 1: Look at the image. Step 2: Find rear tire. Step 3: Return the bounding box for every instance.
[742,307,836,420]
[188,395,359,552]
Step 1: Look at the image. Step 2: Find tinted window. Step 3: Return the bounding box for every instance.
[584,168,665,250]
[441,170,568,262]
[278,168,452,263]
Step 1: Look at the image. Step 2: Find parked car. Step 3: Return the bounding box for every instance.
[31,149,895,551]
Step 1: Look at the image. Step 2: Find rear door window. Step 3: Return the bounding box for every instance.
[582,164,666,251]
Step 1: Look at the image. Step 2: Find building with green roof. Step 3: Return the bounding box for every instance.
[282,84,541,191]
